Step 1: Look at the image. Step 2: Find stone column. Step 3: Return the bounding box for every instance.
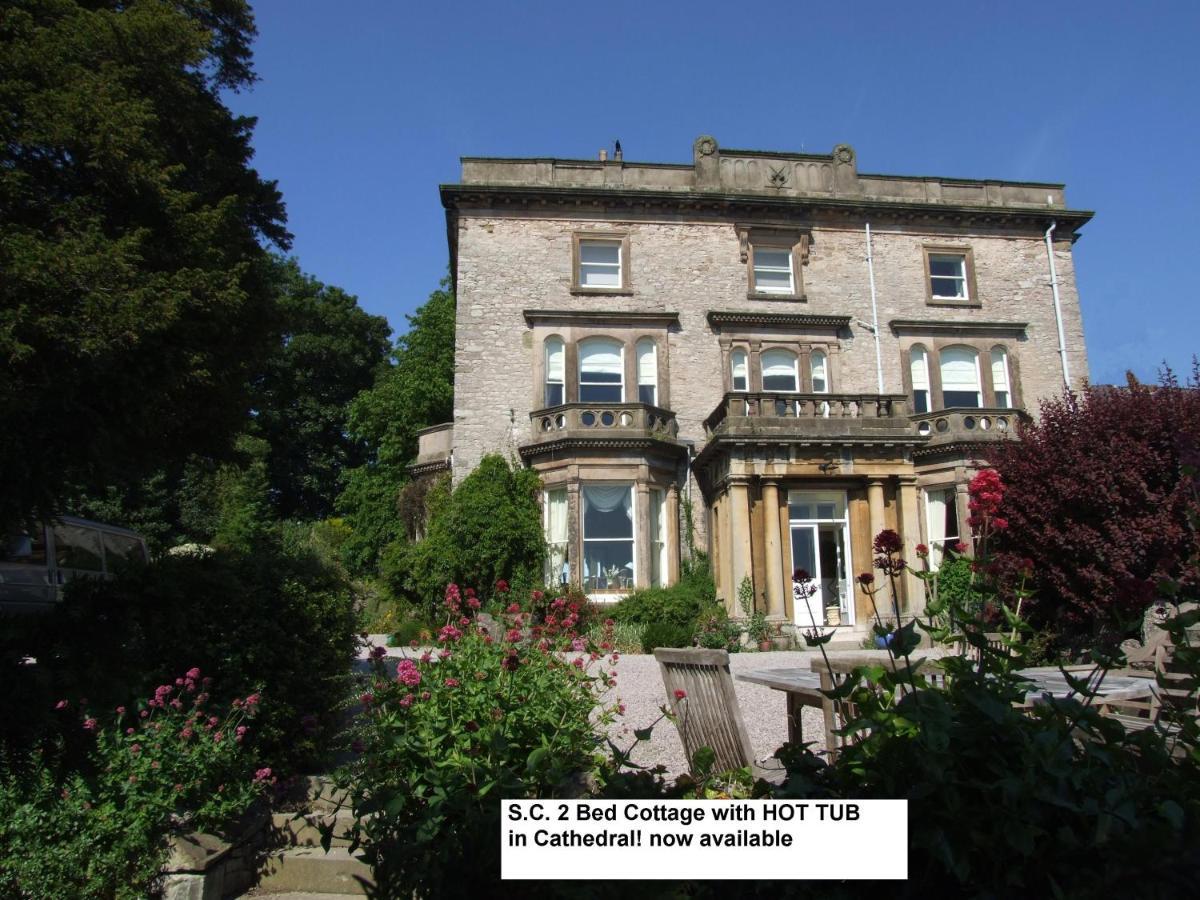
[897,476,924,614]
[566,482,581,590]
[955,480,972,554]
[729,475,754,609]
[761,479,786,619]
[636,483,651,590]
[867,478,886,545]
[667,483,681,587]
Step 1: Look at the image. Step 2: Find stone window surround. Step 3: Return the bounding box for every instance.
[718,337,840,394]
[570,230,632,295]
[532,327,671,411]
[922,243,980,308]
[899,338,1022,411]
[737,224,811,302]
[538,467,681,596]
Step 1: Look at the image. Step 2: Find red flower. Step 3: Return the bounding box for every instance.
[82,718,97,732]
[954,541,969,554]
[915,543,929,558]
[673,689,687,700]
[873,529,903,555]
[396,659,422,688]
[792,568,810,582]
[444,678,460,688]
[495,579,510,594]
[857,573,875,587]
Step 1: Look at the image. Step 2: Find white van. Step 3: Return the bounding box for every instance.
[0,517,150,611]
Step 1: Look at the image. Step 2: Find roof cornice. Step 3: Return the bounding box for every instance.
[523,309,680,327]
[889,319,1028,336]
[707,310,851,330]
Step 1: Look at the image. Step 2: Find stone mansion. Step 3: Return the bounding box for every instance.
[413,136,1091,637]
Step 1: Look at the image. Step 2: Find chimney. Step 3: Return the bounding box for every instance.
[599,149,608,161]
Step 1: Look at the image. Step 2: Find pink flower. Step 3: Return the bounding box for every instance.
[244,693,260,708]
[506,602,521,615]
[115,706,126,716]
[82,718,98,732]
[495,579,510,594]
[125,727,134,736]
[673,689,687,700]
[140,710,149,719]
[438,624,463,643]
[531,590,544,603]
[395,659,422,688]
[360,692,374,707]
[213,731,224,743]
[420,691,431,701]
[130,743,142,753]
[236,725,248,742]
[467,597,481,610]
[174,783,183,792]
[253,767,273,783]
[399,694,414,708]
[185,667,201,680]
[54,700,69,710]
[444,678,460,688]
[954,541,969,554]
[505,628,522,642]
[180,727,194,741]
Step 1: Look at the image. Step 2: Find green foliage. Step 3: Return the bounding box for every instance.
[338,280,456,571]
[0,672,263,899]
[0,0,289,532]
[381,457,544,617]
[0,540,357,774]
[585,619,645,654]
[610,555,720,634]
[640,621,695,653]
[250,257,391,519]
[694,612,742,652]
[339,629,611,897]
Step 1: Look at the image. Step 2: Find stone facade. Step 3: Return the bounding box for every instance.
[429,137,1092,636]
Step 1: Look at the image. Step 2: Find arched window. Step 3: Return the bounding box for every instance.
[730,349,748,392]
[636,338,657,405]
[544,336,564,407]
[910,345,930,413]
[940,346,982,408]
[810,349,828,393]
[579,338,624,403]
[990,347,1011,408]
[761,349,799,392]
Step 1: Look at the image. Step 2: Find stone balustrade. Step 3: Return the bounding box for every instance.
[910,408,1029,446]
[703,392,911,438]
[529,402,679,442]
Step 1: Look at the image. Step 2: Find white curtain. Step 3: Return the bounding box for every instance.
[583,485,633,520]
[731,349,747,389]
[991,348,1010,393]
[545,337,564,382]
[940,347,980,393]
[636,339,656,386]
[544,489,568,585]
[910,346,930,391]
[580,340,622,375]
[811,350,828,393]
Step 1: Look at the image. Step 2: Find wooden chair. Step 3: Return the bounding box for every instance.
[1099,632,1199,751]
[653,648,784,783]
[811,651,947,761]
[949,631,1015,665]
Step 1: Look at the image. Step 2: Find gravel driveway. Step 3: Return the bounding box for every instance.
[361,637,825,778]
[600,651,826,777]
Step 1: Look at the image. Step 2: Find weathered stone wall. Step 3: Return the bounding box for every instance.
[452,213,1088,473]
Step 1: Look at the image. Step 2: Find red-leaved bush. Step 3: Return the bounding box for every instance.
[991,364,1200,641]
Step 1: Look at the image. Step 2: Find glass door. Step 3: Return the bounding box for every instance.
[788,491,853,627]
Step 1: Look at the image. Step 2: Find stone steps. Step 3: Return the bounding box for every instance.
[252,847,373,896]
[271,810,357,849]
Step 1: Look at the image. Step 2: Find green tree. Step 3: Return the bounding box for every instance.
[251,256,391,519]
[0,0,289,530]
[339,279,456,570]
[382,456,544,615]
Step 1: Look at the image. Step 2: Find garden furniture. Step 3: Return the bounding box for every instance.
[653,647,785,783]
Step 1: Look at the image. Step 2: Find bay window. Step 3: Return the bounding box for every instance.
[582,485,634,593]
[579,338,624,403]
[636,338,657,405]
[544,337,564,406]
[731,349,748,391]
[991,347,1011,408]
[940,346,982,408]
[544,489,568,586]
[761,349,799,392]
[910,345,930,413]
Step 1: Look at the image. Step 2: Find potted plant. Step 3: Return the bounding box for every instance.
[748,611,773,652]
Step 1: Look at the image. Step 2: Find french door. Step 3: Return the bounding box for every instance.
[788,491,853,628]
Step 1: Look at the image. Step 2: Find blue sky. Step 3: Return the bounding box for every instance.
[225,0,1199,386]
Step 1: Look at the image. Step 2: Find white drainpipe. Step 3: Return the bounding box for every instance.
[1044,221,1071,389]
[865,223,884,393]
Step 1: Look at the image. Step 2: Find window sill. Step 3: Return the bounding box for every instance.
[570,287,633,297]
[926,299,982,309]
[748,292,807,302]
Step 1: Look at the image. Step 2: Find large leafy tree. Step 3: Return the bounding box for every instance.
[0,0,289,530]
[993,364,1200,642]
[338,279,456,571]
[251,257,391,519]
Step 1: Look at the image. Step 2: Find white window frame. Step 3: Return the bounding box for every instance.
[910,345,931,413]
[543,488,568,587]
[544,336,565,407]
[578,239,622,289]
[810,349,829,393]
[578,338,624,403]
[928,253,969,300]
[787,490,854,627]
[650,488,667,588]
[636,338,657,406]
[730,348,748,392]
[761,349,799,392]
[925,486,961,571]
[581,483,636,599]
[940,346,983,409]
[991,347,1011,408]
[752,247,795,295]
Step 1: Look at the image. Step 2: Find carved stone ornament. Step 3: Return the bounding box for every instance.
[833,144,855,165]
[768,165,788,188]
[695,135,717,157]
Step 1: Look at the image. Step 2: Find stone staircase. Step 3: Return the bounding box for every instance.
[237,777,373,898]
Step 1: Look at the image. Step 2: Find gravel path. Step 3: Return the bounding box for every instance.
[360,637,824,778]
[599,651,826,777]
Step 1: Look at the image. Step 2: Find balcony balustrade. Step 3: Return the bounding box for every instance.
[528,402,679,443]
[703,392,911,438]
[910,407,1029,447]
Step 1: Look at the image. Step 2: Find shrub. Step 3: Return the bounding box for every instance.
[0,671,265,899]
[641,621,695,653]
[694,612,742,652]
[611,554,720,633]
[0,539,357,774]
[992,365,1200,644]
[338,587,615,897]
[381,457,545,617]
